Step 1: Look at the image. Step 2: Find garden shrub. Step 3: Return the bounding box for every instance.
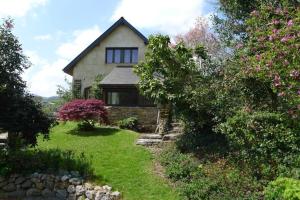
[217,111,299,178]
[159,145,261,200]
[159,146,199,181]
[58,99,108,131]
[117,117,138,131]
[264,177,300,200]
[0,148,94,177]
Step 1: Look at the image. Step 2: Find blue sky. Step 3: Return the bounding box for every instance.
[0,0,217,97]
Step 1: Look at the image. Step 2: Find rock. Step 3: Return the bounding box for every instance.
[26,188,41,196]
[84,182,94,190]
[68,193,76,200]
[6,190,26,198]
[94,186,102,191]
[0,180,7,188]
[70,171,80,177]
[102,185,112,192]
[42,188,55,197]
[3,183,16,192]
[15,176,26,185]
[0,176,6,182]
[96,193,110,200]
[76,185,85,196]
[56,189,68,199]
[61,175,71,182]
[35,181,45,190]
[111,191,121,199]
[77,195,85,200]
[67,185,76,193]
[69,177,82,185]
[21,180,32,189]
[86,190,95,199]
[31,172,40,178]
[31,177,40,184]
[58,169,69,176]
[45,178,55,189]
[95,191,107,200]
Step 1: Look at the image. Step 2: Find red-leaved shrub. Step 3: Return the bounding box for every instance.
[58,99,108,130]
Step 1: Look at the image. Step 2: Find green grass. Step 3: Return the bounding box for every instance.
[36,122,180,200]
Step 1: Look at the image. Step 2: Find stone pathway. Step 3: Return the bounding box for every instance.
[136,123,182,146]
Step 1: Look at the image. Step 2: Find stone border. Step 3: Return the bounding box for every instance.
[0,172,121,200]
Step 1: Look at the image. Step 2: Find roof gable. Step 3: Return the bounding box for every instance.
[63,17,148,75]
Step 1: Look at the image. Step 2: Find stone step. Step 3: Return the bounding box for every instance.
[136,139,162,146]
[162,133,181,141]
[139,134,162,139]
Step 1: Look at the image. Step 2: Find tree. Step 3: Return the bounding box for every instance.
[175,17,228,60]
[213,0,299,47]
[58,99,108,130]
[135,35,218,134]
[0,19,54,149]
[90,74,103,99]
[56,77,73,103]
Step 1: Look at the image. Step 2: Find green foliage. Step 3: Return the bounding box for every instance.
[134,35,200,105]
[56,77,73,103]
[236,2,300,117]
[0,19,55,149]
[0,148,94,177]
[117,117,138,131]
[265,177,300,200]
[217,111,299,178]
[160,146,261,200]
[90,74,104,99]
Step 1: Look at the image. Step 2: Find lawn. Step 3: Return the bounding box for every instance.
[36,122,180,200]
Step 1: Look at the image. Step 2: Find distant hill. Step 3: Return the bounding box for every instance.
[43,96,60,103]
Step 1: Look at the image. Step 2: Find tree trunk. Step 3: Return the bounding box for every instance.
[157,103,171,135]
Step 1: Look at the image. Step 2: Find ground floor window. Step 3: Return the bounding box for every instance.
[103,87,154,107]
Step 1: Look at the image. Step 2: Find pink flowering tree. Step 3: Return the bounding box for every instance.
[58,99,108,130]
[237,3,300,118]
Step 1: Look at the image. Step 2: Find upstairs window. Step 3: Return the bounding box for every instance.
[106,48,138,64]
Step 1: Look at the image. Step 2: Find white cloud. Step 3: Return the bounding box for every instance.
[111,0,206,35]
[34,34,52,41]
[56,25,101,60]
[24,26,101,97]
[0,0,47,18]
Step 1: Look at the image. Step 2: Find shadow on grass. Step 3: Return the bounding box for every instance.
[0,148,98,179]
[67,126,120,137]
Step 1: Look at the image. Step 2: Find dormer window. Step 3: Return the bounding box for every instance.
[106,48,138,64]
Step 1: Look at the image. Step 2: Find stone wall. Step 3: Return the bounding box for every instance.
[106,106,158,132]
[0,172,120,200]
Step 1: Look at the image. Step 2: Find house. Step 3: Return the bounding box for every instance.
[63,17,157,131]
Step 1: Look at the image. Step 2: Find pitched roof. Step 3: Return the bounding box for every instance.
[62,17,148,75]
[100,66,139,86]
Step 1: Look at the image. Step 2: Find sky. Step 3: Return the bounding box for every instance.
[0,0,217,97]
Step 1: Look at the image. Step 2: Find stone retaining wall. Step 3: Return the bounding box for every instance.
[106,106,158,132]
[0,172,120,200]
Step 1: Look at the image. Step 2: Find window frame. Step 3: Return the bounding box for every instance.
[105,47,138,64]
[103,87,155,107]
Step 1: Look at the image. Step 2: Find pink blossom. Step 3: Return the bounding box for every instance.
[272,19,280,25]
[290,70,299,79]
[287,20,293,27]
[250,10,259,16]
[283,60,289,66]
[278,92,285,97]
[273,74,281,87]
[275,8,282,14]
[272,29,279,34]
[236,43,243,49]
[269,35,274,41]
[256,54,261,61]
[266,60,273,67]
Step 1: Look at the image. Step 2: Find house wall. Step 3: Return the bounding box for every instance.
[106,106,158,132]
[72,25,146,95]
